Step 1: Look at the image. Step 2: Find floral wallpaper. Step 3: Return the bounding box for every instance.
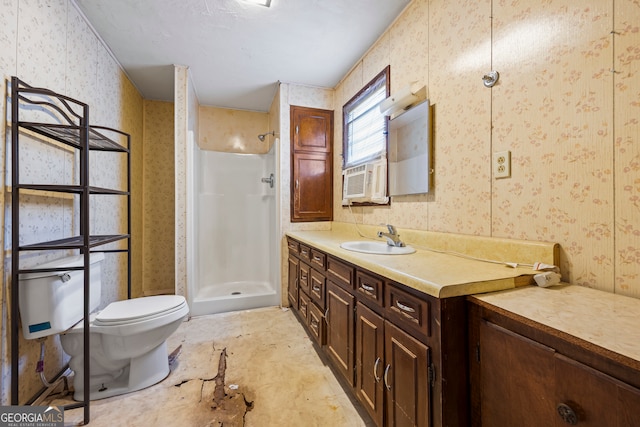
[333,0,640,299]
[1,0,143,405]
[143,100,175,295]
[614,0,640,295]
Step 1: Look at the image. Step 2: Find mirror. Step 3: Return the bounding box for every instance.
[388,100,431,196]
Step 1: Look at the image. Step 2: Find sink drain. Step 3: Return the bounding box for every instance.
[231,291,241,295]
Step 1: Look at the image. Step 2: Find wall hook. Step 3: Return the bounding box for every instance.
[482,70,500,88]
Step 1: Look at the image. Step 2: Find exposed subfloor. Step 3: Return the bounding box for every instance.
[49,306,370,426]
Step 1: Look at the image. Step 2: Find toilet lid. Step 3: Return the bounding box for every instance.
[95,295,186,324]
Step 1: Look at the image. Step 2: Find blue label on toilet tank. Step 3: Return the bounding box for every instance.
[29,322,51,334]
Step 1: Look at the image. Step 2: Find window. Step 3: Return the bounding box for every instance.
[342,66,390,168]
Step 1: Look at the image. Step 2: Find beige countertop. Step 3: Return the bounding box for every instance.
[470,285,640,364]
[286,222,558,298]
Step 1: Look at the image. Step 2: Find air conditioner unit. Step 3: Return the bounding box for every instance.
[342,159,388,204]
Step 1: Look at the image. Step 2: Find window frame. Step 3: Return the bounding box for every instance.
[342,66,390,169]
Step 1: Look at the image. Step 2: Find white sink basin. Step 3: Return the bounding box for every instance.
[340,241,416,255]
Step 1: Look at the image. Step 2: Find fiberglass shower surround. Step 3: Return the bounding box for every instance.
[189,148,279,316]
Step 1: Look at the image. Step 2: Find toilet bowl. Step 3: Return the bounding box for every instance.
[18,253,190,401]
[60,295,189,400]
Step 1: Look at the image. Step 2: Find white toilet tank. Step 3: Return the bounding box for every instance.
[19,253,104,339]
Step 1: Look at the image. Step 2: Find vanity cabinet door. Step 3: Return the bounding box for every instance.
[287,255,299,309]
[554,354,640,427]
[384,320,431,427]
[326,281,355,386]
[479,320,556,427]
[618,383,640,427]
[355,302,385,427]
[477,319,640,427]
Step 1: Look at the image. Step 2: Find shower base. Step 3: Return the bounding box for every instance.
[191,281,278,316]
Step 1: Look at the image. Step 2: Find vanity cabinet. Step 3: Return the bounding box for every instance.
[468,298,640,427]
[286,236,469,427]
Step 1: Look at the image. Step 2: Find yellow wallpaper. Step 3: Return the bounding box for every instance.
[0,0,143,404]
[199,106,270,154]
[334,0,640,298]
[143,100,175,295]
[614,0,640,294]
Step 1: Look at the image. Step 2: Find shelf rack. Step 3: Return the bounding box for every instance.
[10,76,131,424]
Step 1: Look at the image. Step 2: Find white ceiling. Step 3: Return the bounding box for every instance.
[75,0,411,112]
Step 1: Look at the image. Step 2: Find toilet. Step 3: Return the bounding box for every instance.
[19,253,189,401]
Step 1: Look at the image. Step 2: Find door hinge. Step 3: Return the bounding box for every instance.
[475,342,480,363]
[428,363,435,387]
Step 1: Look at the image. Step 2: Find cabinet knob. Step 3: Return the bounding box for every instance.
[557,403,578,425]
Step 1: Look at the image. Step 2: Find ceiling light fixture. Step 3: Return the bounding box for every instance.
[242,0,271,7]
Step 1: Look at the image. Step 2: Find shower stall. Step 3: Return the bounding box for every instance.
[188,143,280,316]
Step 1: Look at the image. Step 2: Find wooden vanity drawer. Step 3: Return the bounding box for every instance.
[385,283,431,340]
[299,262,311,296]
[307,302,326,345]
[327,256,354,291]
[310,249,326,270]
[298,290,310,320]
[356,270,384,308]
[287,237,299,254]
[299,244,311,262]
[310,268,326,310]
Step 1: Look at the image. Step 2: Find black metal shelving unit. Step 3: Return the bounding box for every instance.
[10,76,131,424]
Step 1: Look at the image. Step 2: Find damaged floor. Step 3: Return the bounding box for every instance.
[49,306,371,426]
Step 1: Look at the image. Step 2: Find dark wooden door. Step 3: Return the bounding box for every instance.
[326,280,355,385]
[554,354,640,427]
[479,320,557,427]
[291,152,332,221]
[291,105,332,153]
[290,105,333,222]
[356,302,385,426]
[479,319,640,427]
[287,255,299,309]
[384,321,430,427]
[618,382,640,427]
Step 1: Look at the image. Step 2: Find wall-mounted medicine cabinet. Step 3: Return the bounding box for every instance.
[388,100,431,196]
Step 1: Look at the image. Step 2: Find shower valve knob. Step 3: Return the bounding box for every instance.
[261,173,274,188]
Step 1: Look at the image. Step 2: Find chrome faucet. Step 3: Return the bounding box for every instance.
[377,224,405,247]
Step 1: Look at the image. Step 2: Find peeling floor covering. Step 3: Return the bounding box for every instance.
[51,306,370,426]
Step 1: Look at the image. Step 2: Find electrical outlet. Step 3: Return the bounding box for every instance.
[493,150,511,179]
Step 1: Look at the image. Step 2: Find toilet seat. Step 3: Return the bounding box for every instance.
[66,295,189,336]
[95,295,187,326]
